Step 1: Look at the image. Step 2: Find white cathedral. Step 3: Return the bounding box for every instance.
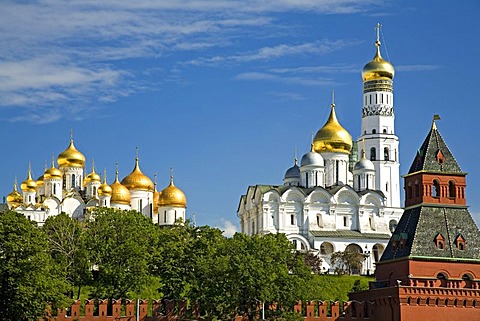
[5,141,187,227]
[238,27,404,273]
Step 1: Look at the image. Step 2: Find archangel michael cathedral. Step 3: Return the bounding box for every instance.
[238,26,404,273]
[4,140,187,227]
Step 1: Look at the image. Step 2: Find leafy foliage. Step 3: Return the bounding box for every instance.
[0,211,69,321]
[330,249,365,275]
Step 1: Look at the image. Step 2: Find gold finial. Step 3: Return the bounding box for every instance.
[103,168,108,183]
[70,129,74,142]
[44,161,47,171]
[154,173,157,189]
[432,114,441,130]
[115,162,119,181]
[361,139,366,159]
[51,154,55,167]
[375,23,381,46]
[169,166,175,185]
[135,145,139,160]
[331,89,335,107]
[13,176,18,191]
[91,158,96,172]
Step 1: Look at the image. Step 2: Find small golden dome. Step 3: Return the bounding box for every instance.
[21,168,37,193]
[36,175,44,186]
[362,41,395,82]
[313,103,352,154]
[85,161,101,184]
[98,174,112,197]
[158,176,187,208]
[110,169,131,205]
[44,160,62,179]
[121,158,154,191]
[7,183,23,207]
[57,140,86,168]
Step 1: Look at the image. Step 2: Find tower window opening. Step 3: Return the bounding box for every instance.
[305,173,308,187]
[370,147,376,161]
[384,147,389,161]
[383,128,387,134]
[407,184,412,199]
[433,180,440,197]
[372,129,376,134]
[381,94,384,104]
[449,181,456,198]
[343,216,348,227]
[414,181,420,197]
[71,174,76,188]
[435,233,445,249]
[370,95,372,104]
[290,214,295,225]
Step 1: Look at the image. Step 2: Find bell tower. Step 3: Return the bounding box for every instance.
[358,23,400,207]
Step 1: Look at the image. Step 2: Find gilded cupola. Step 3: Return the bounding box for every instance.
[84,160,101,183]
[44,159,62,179]
[7,180,23,207]
[57,139,86,168]
[110,166,131,205]
[21,165,37,193]
[313,101,352,154]
[121,157,154,192]
[362,24,395,82]
[158,175,187,208]
[98,170,112,197]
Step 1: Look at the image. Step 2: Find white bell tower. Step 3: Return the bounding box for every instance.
[358,24,400,208]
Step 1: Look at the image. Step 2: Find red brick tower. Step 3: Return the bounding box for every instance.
[350,118,480,321]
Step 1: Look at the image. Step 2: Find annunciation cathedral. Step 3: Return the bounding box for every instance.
[238,26,403,273]
[5,142,187,226]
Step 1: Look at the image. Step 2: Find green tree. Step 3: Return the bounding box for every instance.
[42,213,91,299]
[330,249,364,275]
[86,208,158,300]
[0,210,69,321]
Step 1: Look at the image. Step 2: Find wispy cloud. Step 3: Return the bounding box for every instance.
[396,64,442,72]
[0,0,379,123]
[187,40,360,66]
[270,64,359,74]
[235,72,336,86]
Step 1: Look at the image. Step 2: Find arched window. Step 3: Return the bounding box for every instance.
[383,128,387,134]
[384,147,389,161]
[372,129,376,134]
[71,174,76,188]
[370,147,376,161]
[320,242,334,255]
[433,180,440,197]
[449,181,456,198]
[414,181,420,197]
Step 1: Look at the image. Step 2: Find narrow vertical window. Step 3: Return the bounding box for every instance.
[449,181,456,198]
[384,147,389,161]
[72,174,76,188]
[433,180,440,197]
[370,147,376,161]
[343,216,348,227]
[290,214,295,225]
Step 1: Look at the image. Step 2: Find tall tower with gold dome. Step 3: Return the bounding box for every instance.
[358,24,400,208]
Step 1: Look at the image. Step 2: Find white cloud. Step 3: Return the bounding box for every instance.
[219,219,239,237]
[270,64,359,74]
[0,0,379,122]
[235,71,336,86]
[396,65,442,72]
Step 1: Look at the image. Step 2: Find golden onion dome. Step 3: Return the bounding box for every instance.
[36,175,45,186]
[57,140,86,168]
[313,103,352,154]
[7,183,23,207]
[158,176,187,208]
[98,174,112,197]
[85,161,101,184]
[110,169,131,205]
[44,160,62,179]
[121,157,154,191]
[362,40,395,82]
[21,168,37,193]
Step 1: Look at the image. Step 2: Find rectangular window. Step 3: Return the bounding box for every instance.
[290,214,295,225]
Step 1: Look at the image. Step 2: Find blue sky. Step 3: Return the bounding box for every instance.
[1,0,480,235]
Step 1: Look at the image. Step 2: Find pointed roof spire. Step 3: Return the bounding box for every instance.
[331,89,335,107]
[432,114,441,130]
